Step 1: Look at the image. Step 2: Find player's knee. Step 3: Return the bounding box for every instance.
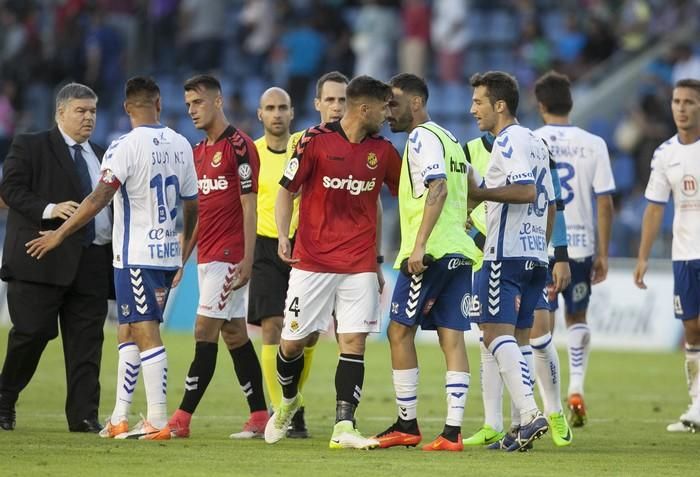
[279,338,306,358]
[194,318,222,343]
[387,321,413,346]
[565,310,587,326]
[683,317,700,344]
[338,333,367,355]
[261,316,283,344]
[221,326,248,349]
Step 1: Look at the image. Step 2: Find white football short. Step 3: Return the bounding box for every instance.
[197,261,248,320]
[281,269,381,340]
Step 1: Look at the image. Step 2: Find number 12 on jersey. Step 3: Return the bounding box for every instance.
[150,173,180,224]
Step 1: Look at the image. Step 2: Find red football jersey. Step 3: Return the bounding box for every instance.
[194,125,259,264]
[280,121,401,273]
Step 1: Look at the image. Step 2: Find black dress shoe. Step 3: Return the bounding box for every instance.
[0,409,15,431]
[69,418,103,433]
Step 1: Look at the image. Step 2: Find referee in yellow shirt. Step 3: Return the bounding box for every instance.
[249,87,313,437]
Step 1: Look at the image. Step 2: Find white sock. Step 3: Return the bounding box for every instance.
[509,345,534,427]
[480,338,503,432]
[445,371,469,427]
[111,342,140,425]
[531,332,563,414]
[488,335,538,423]
[509,398,520,429]
[393,368,419,421]
[685,344,700,408]
[567,324,591,396]
[140,346,168,429]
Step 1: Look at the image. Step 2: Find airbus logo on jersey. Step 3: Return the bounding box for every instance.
[198,175,229,194]
[322,175,376,195]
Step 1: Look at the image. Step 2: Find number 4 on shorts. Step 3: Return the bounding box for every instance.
[288,297,301,317]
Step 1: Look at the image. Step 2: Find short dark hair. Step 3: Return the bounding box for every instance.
[675,78,700,96]
[183,74,222,94]
[534,71,573,115]
[470,71,519,116]
[315,71,349,99]
[55,82,98,111]
[346,75,392,103]
[389,73,429,104]
[125,76,160,103]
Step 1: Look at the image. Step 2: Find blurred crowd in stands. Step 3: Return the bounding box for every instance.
[0,0,699,257]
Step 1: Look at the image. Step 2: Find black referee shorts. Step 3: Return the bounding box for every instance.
[247,235,292,325]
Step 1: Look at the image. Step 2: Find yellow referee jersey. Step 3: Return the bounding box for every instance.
[254,136,299,238]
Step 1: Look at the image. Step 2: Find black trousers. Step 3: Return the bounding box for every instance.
[0,244,110,429]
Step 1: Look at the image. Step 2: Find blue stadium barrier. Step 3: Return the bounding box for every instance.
[163,256,199,331]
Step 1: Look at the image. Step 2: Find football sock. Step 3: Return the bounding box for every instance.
[445,370,469,427]
[298,346,316,392]
[532,332,563,414]
[488,335,539,423]
[442,424,461,442]
[140,346,168,429]
[335,353,364,423]
[277,349,304,401]
[480,338,504,432]
[230,340,266,412]
[111,342,140,425]
[685,344,700,407]
[261,344,281,409]
[520,344,535,391]
[393,368,418,422]
[567,323,591,396]
[179,341,218,414]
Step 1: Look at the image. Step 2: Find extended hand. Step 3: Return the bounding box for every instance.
[171,267,184,288]
[51,201,80,220]
[407,245,427,275]
[633,260,648,289]
[551,261,571,292]
[277,236,299,265]
[377,264,385,294]
[591,256,608,285]
[26,230,62,259]
[233,257,253,290]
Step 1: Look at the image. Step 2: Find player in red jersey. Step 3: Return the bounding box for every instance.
[264,75,401,449]
[168,75,269,439]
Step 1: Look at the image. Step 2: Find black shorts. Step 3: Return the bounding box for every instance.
[247,235,292,325]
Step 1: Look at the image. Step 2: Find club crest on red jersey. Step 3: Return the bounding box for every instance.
[211,151,223,168]
[366,152,378,170]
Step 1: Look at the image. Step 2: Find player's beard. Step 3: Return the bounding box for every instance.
[389,110,412,133]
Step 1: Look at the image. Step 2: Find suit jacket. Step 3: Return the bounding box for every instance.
[0,126,108,286]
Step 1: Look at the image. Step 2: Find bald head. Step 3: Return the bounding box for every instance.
[259,87,291,108]
[258,87,293,139]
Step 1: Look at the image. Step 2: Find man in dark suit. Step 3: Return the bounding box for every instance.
[0,83,112,432]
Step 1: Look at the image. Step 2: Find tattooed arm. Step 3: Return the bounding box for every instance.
[406,178,447,274]
[26,182,116,259]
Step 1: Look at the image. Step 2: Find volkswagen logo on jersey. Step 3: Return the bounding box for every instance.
[238,163,252,180]
[366,152,378,170]
[460,293,472,319]
[211,151,223,168]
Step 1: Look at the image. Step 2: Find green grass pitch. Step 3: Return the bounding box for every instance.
[0,328,696,476]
